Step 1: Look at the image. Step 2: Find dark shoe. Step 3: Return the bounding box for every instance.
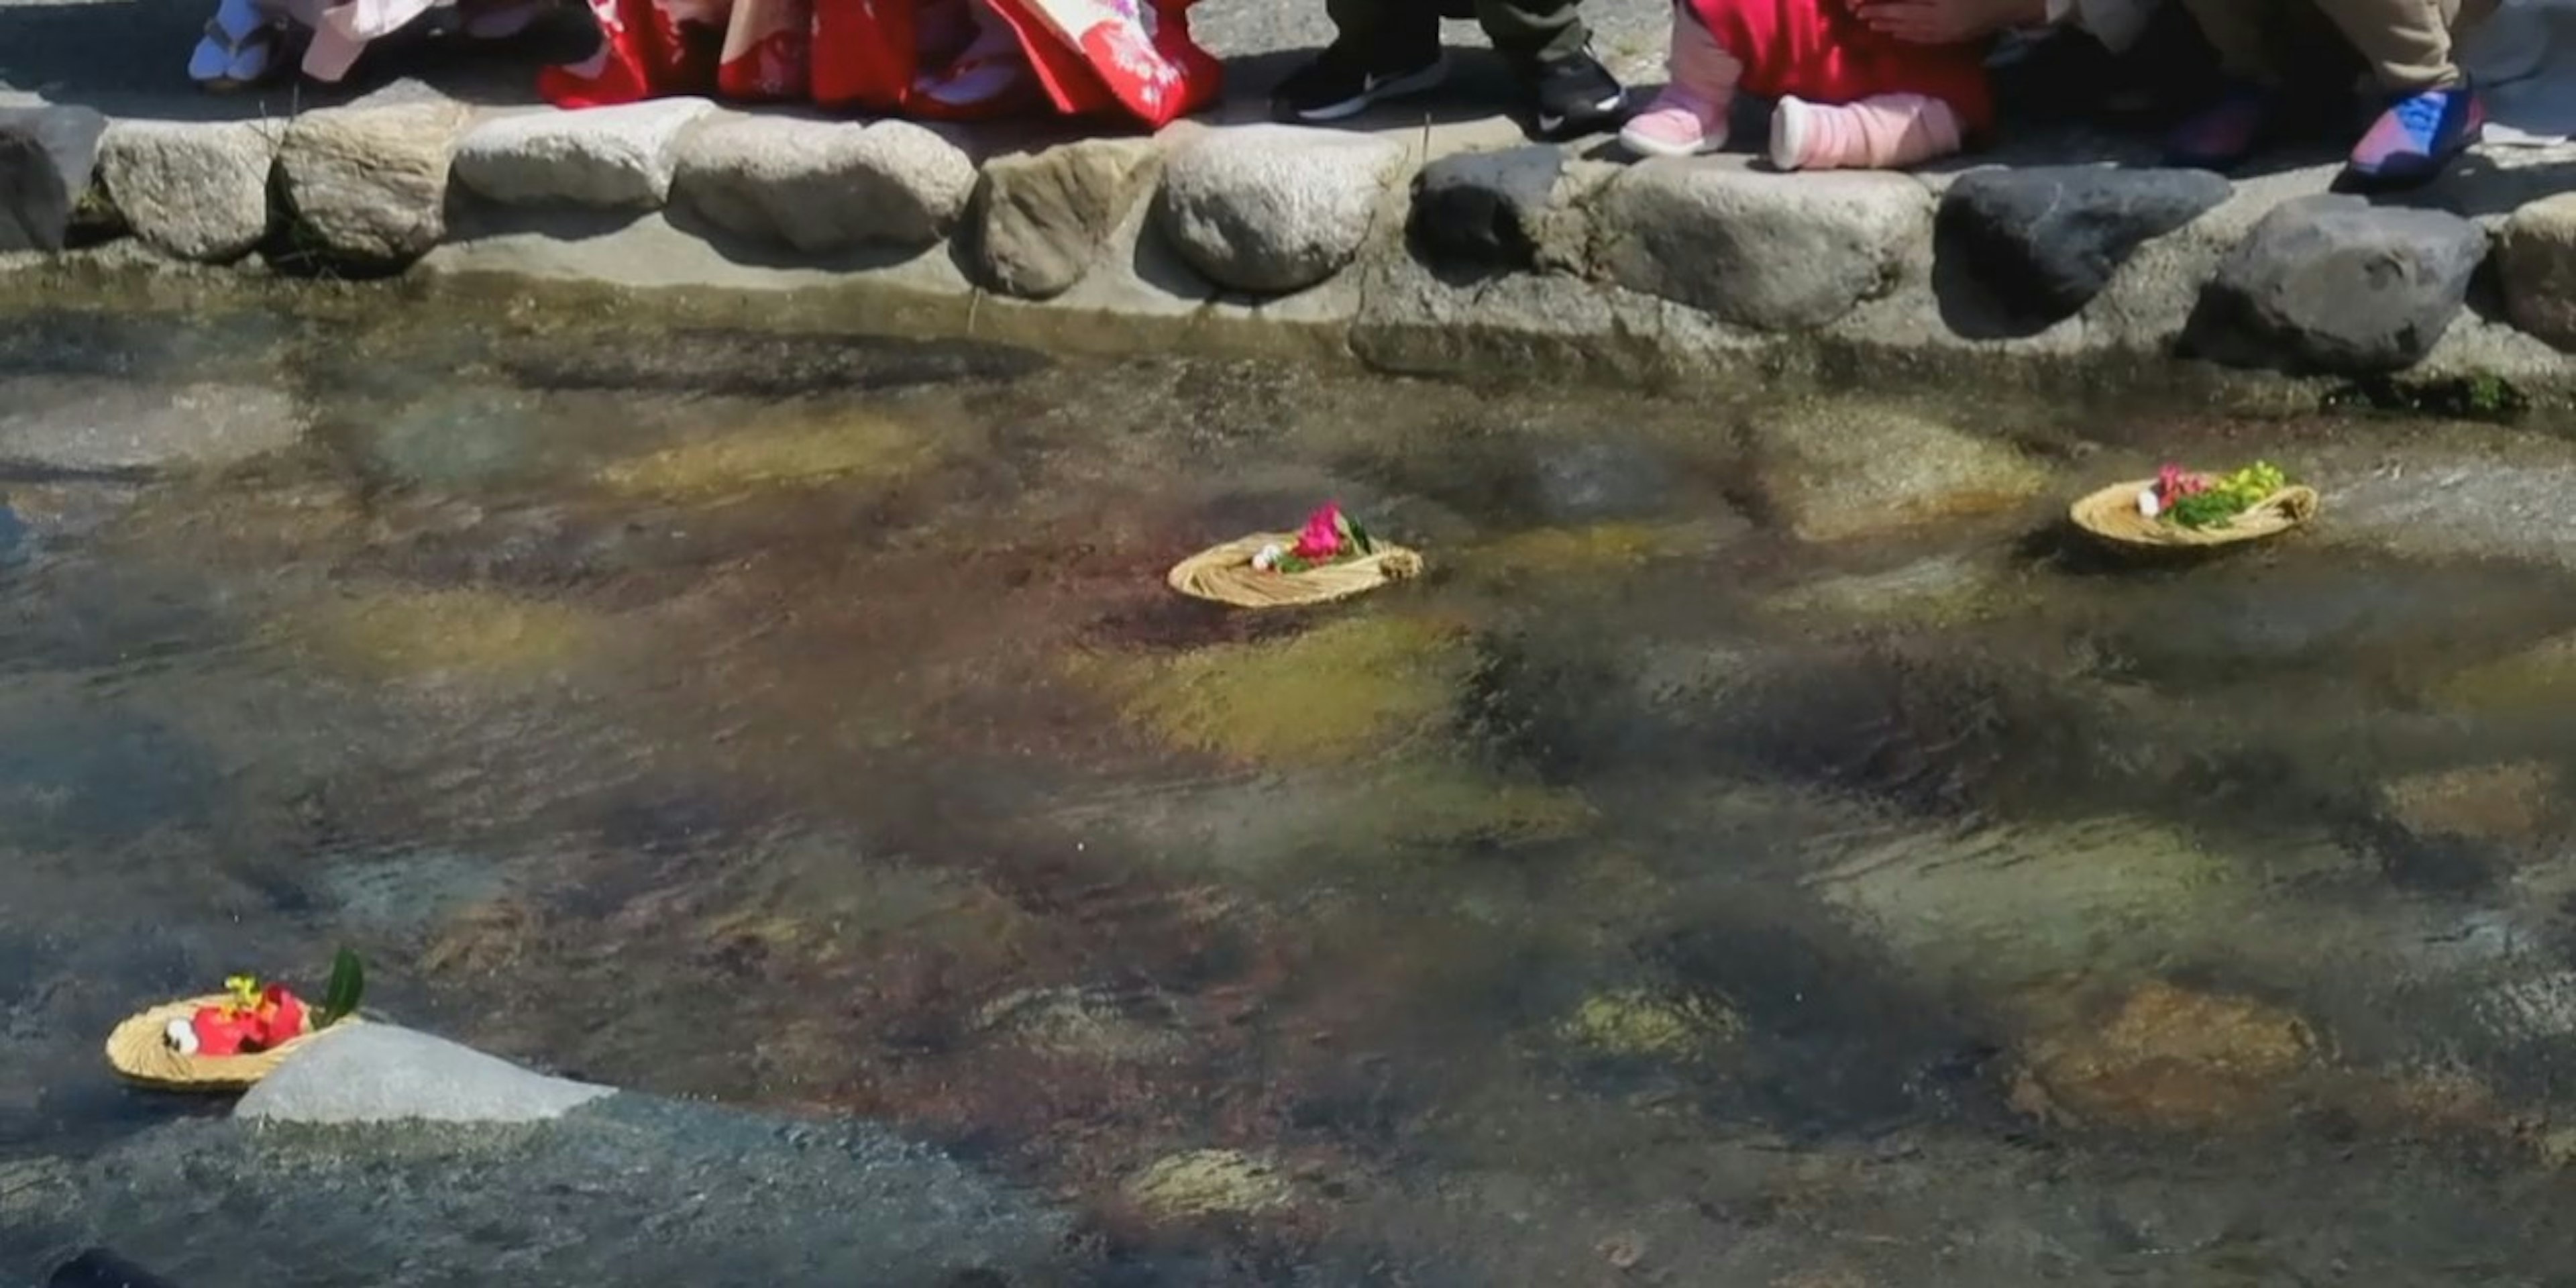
[1273,36,1448,123]
[2163,83,2275,171]
[2345,85,2484,189]
[1525,48,1627,141]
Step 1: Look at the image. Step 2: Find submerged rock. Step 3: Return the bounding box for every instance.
[1155,125,1405,294]
[291,587,597,681]
[2432,633,2576,714]
[2010,980,2317,1132]
[1084,616,1470,767]
[1748,400,2047,541]
[239,1025,611,1124]
[1124,1148,1296,1218]
[2379,761,2559,849]
[1557,988,1743,1060]
[29,1092,1079,1287]
[0,378,303,474]
[1813,816,2245,993]
[592,407,934,502]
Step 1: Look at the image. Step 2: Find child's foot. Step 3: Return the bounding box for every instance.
[188,0,278,91]
[1619,87,1727,157]
[2345,85,2483,189]
[1524,48,1627,142]
[1273,34,1448,124]
[1770,94,1963,171]
[2163,83,2275,171]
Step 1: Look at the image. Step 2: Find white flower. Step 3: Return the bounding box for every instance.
[164,1018,199,1055]
[1251,543,1285,572]
[2135,488,2161,519]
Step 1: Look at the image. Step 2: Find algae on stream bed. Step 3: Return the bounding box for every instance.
[11,304,2576,1285]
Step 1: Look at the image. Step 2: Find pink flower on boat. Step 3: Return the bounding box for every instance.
[1293,504,1346,561]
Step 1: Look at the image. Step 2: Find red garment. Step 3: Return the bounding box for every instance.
[1686,0,1992,129]
[541,0,1220,127]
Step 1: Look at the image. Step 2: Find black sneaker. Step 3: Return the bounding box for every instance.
[1273,36,1449,123]
[1525,49,1627,141]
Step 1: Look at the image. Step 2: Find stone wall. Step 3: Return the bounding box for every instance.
[4,97,2575,396]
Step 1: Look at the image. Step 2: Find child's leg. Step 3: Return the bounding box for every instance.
[1768,93,1962,171]
[1617,1,1743,158]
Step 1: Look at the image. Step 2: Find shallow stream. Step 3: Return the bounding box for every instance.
[7,304,2576,1284]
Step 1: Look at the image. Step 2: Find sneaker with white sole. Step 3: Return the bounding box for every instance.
[1273,36,1448,124]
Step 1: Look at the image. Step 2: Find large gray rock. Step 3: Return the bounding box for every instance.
[1409,144,1566,272]
[1595,164,1928,330]
[96,119,280,263]
[0,106,107,253]
[2188,193,2486,374]
[973,136,1159,299]
[236,1024,610,1124]
[2497,192,2576,352]
[1937,166,2231,328]
[453,99,715,210]
[34,1095,1081,1287]
[279,101,470,266]
[674,115,976,253]
[1155,124,1405,294]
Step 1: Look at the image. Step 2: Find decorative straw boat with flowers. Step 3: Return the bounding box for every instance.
[2071,461,2317,553]
[1168,502,1424,608]
[105,951,366,1091]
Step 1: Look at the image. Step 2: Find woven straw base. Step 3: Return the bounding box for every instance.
[1168,533,1425,609]
[2070,480,2318,552]
[105,996,356,1091]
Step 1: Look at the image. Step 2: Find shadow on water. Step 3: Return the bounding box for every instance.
[17,300,2576,1283]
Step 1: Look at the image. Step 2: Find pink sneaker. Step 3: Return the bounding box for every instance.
[1618,5,1741,159]
[1620,87,1727,158]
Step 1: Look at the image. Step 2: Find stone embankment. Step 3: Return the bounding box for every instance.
[5,93,2576,393]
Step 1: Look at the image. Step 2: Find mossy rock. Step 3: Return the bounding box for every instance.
[1123,1149,1295,1219]
[1077,615,1472,767]
[1751,401,2050,542]
[1556,988,1743,1059]
[2010,979,2318,1132]
[291,587,598,680]
[594,409,934,503]
[2432,635,2576,714]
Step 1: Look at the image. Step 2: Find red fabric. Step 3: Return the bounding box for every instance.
[540,0,1221,128]
[1686,0,1992,129]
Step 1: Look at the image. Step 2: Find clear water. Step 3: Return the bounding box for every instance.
[10,303,2576,1283]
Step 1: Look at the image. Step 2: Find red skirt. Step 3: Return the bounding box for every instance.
[1686,0,1993,129]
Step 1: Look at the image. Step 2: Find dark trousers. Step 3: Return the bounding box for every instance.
[1325,0,1591,64]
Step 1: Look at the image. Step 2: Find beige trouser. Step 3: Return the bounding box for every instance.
[2180,0,2498,91]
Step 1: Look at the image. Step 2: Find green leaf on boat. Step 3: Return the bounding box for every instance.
[318,948,365,1028]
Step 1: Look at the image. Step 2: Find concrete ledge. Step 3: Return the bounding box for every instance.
[7,99,2576,399]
